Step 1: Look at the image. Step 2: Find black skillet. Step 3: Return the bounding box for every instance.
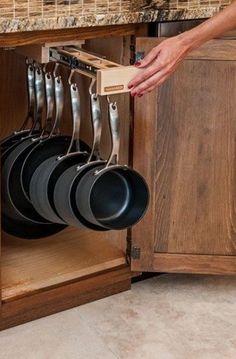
[21,73,90,203]
[55,99,149,231]
[1,67,66,238]
[52,90,108,231]
[29,80,90,224]
[75,100,149,230]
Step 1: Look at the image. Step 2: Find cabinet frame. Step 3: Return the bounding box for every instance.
[131,37,236,274]
[0,23,148,330]
[1,22,236,330]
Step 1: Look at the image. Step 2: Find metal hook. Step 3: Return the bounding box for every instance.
[107,96,117,108]
[68,69,76,85]
[43,63,51,74]
[33,61,40,69]
[25,57,34,65]
[89,77,96,95]
[53,62,60,77]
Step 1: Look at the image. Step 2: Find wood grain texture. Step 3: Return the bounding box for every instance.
[1,265,130,330]
[153,254,236,275]
[132,37,236,272]
[131,84,157,271]
[0,34,132,326]
[186,39,236,61]
[155,59,236,255]
[0,49,27,140]
[0,42,129,253]
[2,228,126,301]
[0,24,144,48]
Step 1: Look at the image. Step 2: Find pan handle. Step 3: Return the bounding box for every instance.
[18,60,35,132]
[30,66,44,134]
[40,72,55,138]
[63,82,82,156]
[86,92,102,162]
[57,73,87,161]
[106,99,120,167]
[49,75,64,137]
[94,99,123,175]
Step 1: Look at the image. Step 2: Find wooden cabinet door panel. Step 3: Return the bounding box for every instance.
[132,38,236,273]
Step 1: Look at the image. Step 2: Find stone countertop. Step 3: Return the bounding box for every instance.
[0,8,220,34]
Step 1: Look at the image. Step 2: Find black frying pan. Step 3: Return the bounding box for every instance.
[1,67,52,223]
[21,75,90,202]
[29,81,90,224]
[74,101,149,230]
[53,160,107,230]
[1,67,66,238]
[1,135,60,239]
[1,214,65,239]
[53,92,108,231]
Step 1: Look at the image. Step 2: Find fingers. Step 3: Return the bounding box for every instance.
[128,58,166,89]
[130,68,173,96]
[136,46,161,68]
[128,46,162,89]
[139,74,170,95]
[130,68,167,95]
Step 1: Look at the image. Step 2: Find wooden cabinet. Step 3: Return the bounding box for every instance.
[1,24,236,330]
[0,25,140,330]
[132,37,236,274]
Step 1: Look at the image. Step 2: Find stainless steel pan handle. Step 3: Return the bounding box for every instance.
[66,82,81,155]
[18,60,35,132]
[40,71,55,138]
[30,66,44,134]
[94,98,123,175]
[58,80,85,160]
[106,99,120,167]
[49,75,64,137]
[86,93,102,162]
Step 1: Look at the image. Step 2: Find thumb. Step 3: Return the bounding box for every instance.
[135,46,161,68]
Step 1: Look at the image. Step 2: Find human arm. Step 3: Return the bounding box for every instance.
[128,1,236,96]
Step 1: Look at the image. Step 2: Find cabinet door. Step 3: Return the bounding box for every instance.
[132,38,236,274]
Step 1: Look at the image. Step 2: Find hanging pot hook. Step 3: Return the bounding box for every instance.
[53,62,60,77]
[43,62,51,75]
[89,77,96,96]
[25,57,33,65]
[68,69,76,85]
[106,95,116,108]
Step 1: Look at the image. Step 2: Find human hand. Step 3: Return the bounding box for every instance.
[128,35,191,96]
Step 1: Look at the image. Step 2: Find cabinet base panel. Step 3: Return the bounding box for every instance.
[1,227,127,301]
[132,253,236,274]
[151,254,236,275]
[0,265,130,331]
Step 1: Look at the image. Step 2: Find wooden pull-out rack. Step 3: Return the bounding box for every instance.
[17,44,141,95]
[50,46,140,95]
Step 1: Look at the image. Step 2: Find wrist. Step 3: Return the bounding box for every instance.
[177,29,205,52]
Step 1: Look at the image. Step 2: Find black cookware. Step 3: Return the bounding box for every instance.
[1,66,66,238]
[21,73,89,203]
[53,87,108,231]
[74,99,149,230]
[29,77,90,224]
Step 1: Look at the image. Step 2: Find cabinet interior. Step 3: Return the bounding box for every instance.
[0,36,131,303]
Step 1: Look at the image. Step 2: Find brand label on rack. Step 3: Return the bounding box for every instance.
[104,85,124,92]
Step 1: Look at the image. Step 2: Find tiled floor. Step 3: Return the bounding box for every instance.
[0,274,236,359]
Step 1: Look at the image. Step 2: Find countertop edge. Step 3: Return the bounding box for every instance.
[0,8,220,34]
